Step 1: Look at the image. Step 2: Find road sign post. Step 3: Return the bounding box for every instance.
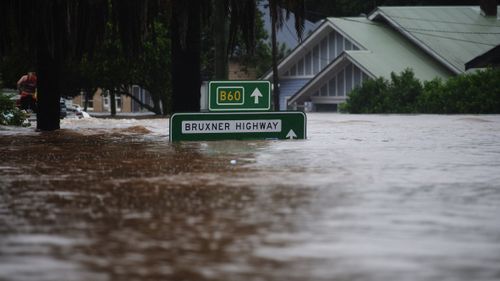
[170,112,306,142]
[209,81,271,111]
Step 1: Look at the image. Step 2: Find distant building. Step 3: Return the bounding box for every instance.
[228,59,258,80]
[72,86,154,113]
[263,5,500,112]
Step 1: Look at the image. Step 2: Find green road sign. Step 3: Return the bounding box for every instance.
[209,81,271,111]
[170,111,306,142]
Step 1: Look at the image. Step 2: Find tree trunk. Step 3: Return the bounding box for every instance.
[214,0,228,80]
[83,90,89,111]
[270,7,280,111]
[150,92,162,115]
[110,90,116,116]
[36,35,61,131]
[160,94,169,115]
[171,0,201,113]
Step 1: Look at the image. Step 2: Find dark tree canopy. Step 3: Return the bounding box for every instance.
[0,0,157,130]
[1,0,307,128]
[0,0,159,59]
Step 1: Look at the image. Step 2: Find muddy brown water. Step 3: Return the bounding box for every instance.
[1,114,500,281]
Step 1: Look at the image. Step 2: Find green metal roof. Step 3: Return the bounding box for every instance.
[369,6,500,73]
[327,17,452,80]
[288,17,453,105]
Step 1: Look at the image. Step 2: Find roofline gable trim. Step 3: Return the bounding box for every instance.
[263,20,332,80]
[287,50,375,105]
[326,18,366,52]
[263,19,366,80]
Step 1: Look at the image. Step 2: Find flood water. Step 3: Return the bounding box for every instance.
[1,114,500,281]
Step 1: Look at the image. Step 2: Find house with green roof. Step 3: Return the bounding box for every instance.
[264,5,500,112]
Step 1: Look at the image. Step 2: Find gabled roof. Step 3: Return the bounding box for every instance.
[288,17,452,105]
[368,6,500,74]
[261,20,329,80]
[327,17,451,80]
[262,19,363,80]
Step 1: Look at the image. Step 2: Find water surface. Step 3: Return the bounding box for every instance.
[1,114,500,281]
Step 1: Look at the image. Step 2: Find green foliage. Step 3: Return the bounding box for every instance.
[0,92,28,126]
[60,15,171,115]
[202,5,283,79]
[342,77,388,113]
[417,68,500,114]
[344,68,500,114]
[134,19,171,114]
[385,70,423,113]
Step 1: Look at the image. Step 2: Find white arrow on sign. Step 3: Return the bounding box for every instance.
[250,88,263,104]
[286,129,297,140]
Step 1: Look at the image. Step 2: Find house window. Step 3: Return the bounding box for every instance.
[87,98,94,110]
[336,32,343,58]
[81,93,94,110]
[132,85,140,111]
[320,38,328,69]
[298,58,304,76]
[313,45,319,74]
[353,65,361,87]
[103,90,122,111]
[337,69,345,96]
[329,31,336,61]
[305,52,312,75]
[103,91,109,108]
[320,84,327,97]
[346,64,353,93]
[116,94,122,111]
[329,77,336,96]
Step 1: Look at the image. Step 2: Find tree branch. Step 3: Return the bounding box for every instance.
[117,88,159,114]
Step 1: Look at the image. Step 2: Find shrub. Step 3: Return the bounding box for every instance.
[342,77,388,113]
[0,92,29,126]
[344,68,500,114]
[344,68,422,113]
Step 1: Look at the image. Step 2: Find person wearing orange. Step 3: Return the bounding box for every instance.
[17,71,37,112]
